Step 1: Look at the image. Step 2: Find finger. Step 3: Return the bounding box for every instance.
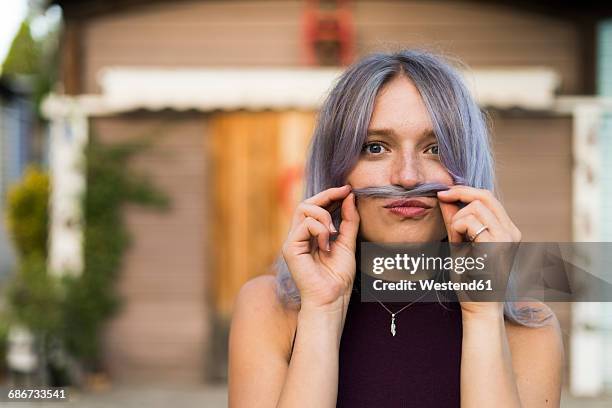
[304,185,352,208]
[439,201,462,243]
[289,217,330,253]
[451,214,494,242]
[306,217,332,252]
[336,193,360,251]
[437,186,510,225]
[293,203,336,233]
[452,200,502,238]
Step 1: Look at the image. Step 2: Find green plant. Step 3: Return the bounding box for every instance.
[3,166,63,383]
[3,135,169,377]
[5,167,49,258]
[2,16,60,119]
[6,255,63,336]
[4,166,60,335]
[61,135,169,370]
[2,21,40,76]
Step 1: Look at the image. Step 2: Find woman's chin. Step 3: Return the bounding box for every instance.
[359,218,446,243]
[360,232,443,243]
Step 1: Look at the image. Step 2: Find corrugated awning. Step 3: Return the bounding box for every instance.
[42,66,562,117]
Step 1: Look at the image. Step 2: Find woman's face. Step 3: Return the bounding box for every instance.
[346,75,453,243]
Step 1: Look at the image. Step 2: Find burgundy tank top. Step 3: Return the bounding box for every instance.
[336,270,463,407]
[288,270,463,407]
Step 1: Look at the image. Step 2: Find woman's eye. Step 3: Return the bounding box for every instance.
[363,143,386,155]
[425,144,439,155]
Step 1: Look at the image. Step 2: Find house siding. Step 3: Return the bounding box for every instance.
[92,113,209,384]
[82,0,582,93]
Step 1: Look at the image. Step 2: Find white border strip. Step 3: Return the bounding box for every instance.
[42,67,564,118]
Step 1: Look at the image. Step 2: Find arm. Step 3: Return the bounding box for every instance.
[437,186,564,407]
[460,306,522,407]
[276,296,348,407]
[460,303,563,408]
[230,186,360,407]
[229,276,351,408]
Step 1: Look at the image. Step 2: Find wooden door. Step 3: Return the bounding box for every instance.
[209,111,315,318]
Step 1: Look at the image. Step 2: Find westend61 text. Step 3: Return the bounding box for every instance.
[373,279,493,292]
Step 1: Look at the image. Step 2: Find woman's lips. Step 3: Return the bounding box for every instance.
[383,199,433,218]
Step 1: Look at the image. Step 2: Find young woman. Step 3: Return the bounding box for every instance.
[229,50,564,407]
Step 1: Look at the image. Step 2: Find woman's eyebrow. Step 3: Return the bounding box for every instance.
[422,129,436,140]
[366,128,395,137]
[366,128,436,139]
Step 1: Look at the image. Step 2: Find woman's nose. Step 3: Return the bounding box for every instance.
[389,154,422,188]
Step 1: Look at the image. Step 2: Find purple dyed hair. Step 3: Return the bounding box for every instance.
[275,49,551,327]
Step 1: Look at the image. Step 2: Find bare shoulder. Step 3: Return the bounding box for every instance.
[230,274,298,360]
[229,275,300,406]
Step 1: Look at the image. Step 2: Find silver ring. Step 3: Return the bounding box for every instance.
[470,225,488,242]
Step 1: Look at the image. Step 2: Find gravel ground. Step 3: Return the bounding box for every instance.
[1,385,612,407]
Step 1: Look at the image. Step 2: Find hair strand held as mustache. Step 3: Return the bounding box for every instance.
[351,183,451,198]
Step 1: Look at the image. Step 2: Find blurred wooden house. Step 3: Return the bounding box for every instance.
[46,0,612,393]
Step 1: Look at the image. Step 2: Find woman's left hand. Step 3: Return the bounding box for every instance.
[436,186,522,319]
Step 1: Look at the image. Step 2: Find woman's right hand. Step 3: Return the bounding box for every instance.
[281,185,360,311]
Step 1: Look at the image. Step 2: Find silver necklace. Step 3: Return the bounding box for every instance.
[368,289,431,337]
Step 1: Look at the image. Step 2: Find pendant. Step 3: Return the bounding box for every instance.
[391,314,396,336]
